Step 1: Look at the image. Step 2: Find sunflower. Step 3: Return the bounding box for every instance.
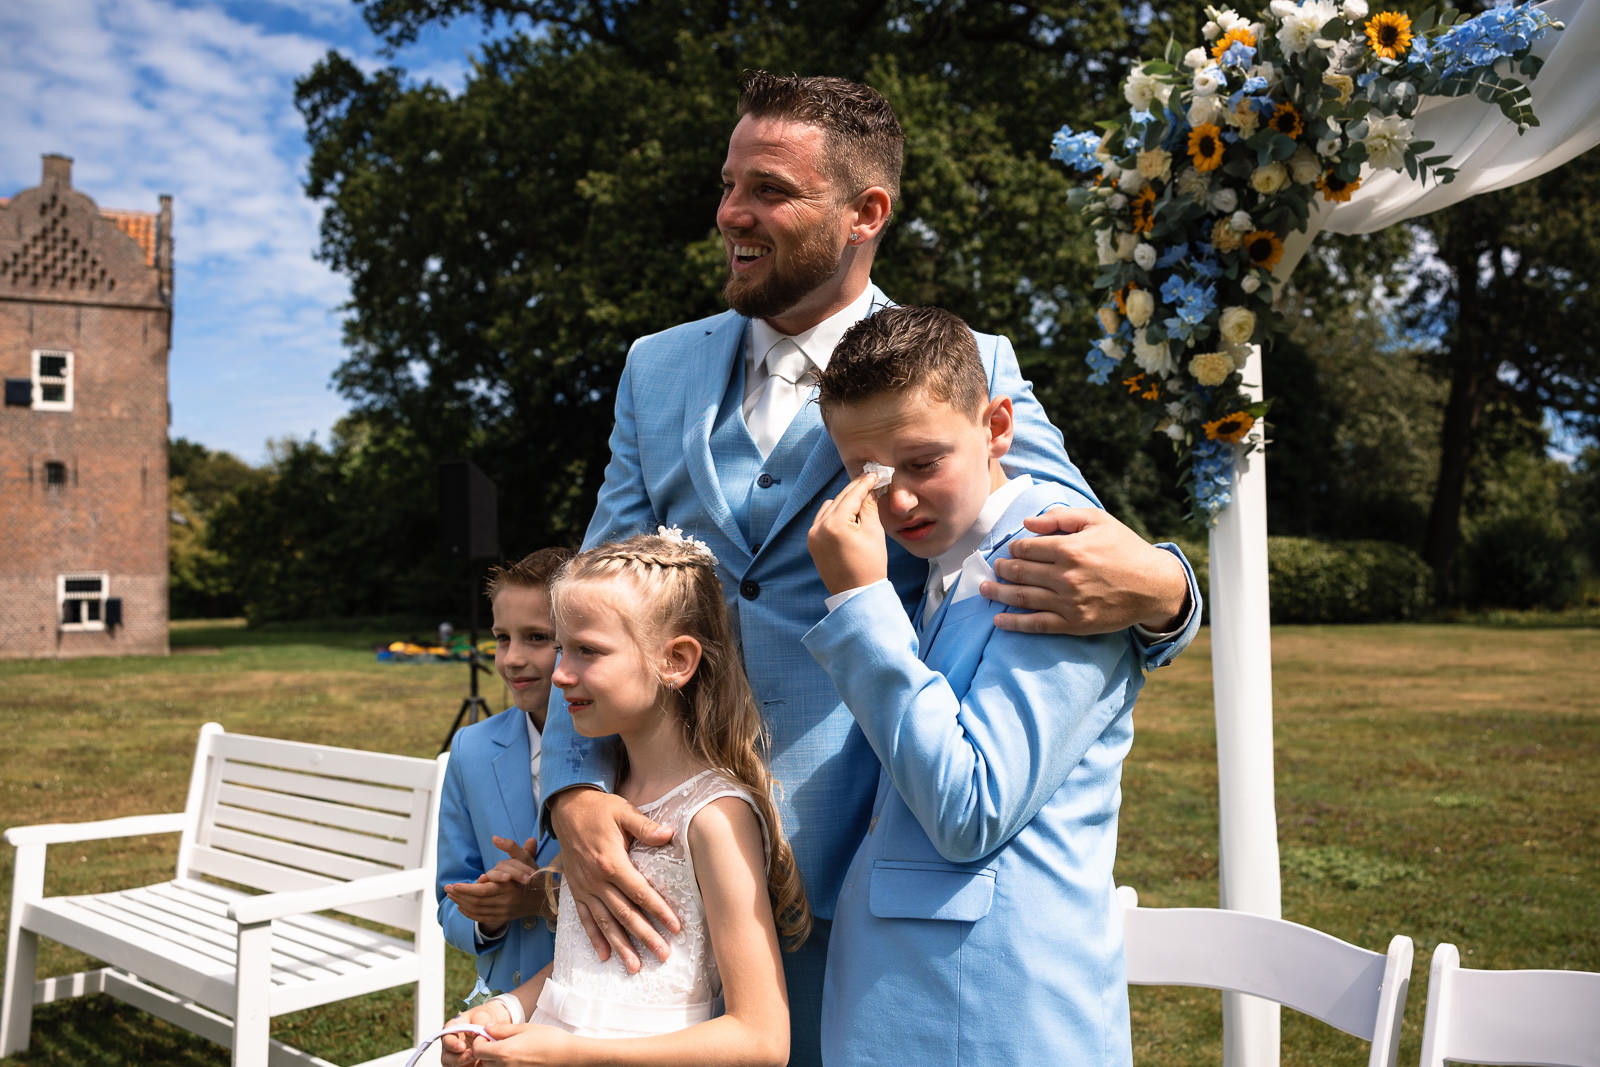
[1267,102,1303,139]
[1130,185,1157,234]
[1204,411,1256,443]
[1317,170,1363,202]
[1211,25,1258,61]
[1187,123,1226,172]
[1243,230,1284,271]
[1364,11,1413,60]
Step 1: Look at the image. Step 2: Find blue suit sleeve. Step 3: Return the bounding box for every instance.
[539,347,647,824]
[983,332,1099,507]
[983,331,1200,668]
[803,582,1138,864]
[436,739,502,959]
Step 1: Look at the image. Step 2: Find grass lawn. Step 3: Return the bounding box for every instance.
[1,618,1596,1064]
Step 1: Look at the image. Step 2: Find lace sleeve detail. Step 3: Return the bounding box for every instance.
[674,771,771,875]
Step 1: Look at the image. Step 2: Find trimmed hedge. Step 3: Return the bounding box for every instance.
[1166,536,1434,624]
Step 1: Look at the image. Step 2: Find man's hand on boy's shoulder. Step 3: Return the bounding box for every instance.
[809,471,891,596]
[980,507,1189,635]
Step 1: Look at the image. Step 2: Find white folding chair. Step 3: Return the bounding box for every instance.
[1118,886,1413,1067]
[1418,942,1600,1067]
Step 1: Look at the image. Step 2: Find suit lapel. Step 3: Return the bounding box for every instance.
[682,312,754,555]
[489,711,538,846]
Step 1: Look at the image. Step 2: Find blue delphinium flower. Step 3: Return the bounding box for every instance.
[1221,41,1257,67]
[1050,126,1104,173]
[1085,344,1121,385]
[1191,439,1236,516]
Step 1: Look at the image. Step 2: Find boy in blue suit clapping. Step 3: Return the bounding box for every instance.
[804,307,1151,1065]
[437,548,571,1004]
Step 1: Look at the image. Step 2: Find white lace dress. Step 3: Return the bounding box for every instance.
[531,769,770,1039]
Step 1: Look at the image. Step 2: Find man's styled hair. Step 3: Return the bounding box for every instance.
[736,70,904,214]
[484,546,574,601]
[817,305,990,418]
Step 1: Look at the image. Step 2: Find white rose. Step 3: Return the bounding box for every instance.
[1184,46,1210,69]
[1097,306,1122,334]
[1137,148,1173,181]
[1203,19,1221,39]
[1289,145,1322,184]
[1364,113,1414,171]
[1188,94,1225,127]
[1108,193,1129,210]
[1250,161,1289,195]
[1115,231,1141,261]
[1189,351,1235,386]
[1209,187,1239,213]
[1095,228,1116,265]
[1193,66,1225,97]
[1126,289,1156,327]
[1119,168,1148,194]
[1134,242,1158,270]
[1216,8,1247,32]
[1275,0,1337,55]
[1230,209,1254,232]
[1177,165,1211,202]
[1163,421,1187,441]
[1133,331,1178,376]
[1241,272,1262,294]
[1124,69,1161,111]
[1219,306,1257,344]
[1097,337,1127,363]
[1342,0,1368,19]
[1102,160,1123,181]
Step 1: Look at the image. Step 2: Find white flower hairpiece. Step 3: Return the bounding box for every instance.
[656,524,719,565]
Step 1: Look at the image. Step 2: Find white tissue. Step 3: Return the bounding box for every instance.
[862,462,895,495]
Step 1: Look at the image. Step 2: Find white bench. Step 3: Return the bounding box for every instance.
[2,722,449,1067]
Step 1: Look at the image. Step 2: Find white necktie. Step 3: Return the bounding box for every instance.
[747,341,813,458]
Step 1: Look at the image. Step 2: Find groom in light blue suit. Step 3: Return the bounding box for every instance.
[805,306,1146,1065]
[540,72,1198,1064]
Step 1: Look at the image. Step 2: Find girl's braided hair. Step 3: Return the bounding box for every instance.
[551,531,812,950]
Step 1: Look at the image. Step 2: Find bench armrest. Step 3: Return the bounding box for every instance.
[5,812,187,848]
[227,867,432,925]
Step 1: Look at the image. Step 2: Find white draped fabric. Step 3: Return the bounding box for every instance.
[1214,3,1599,1063]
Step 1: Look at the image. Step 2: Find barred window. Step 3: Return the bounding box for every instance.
[33,349,72,411]
[59,573,107,631]
[44,461,67,488]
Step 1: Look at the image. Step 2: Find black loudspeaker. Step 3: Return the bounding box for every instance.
[437,460,500,561]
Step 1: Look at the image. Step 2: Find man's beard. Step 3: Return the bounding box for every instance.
[723,226,844,323]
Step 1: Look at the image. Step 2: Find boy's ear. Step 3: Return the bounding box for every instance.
[661,635,704,688]
[984,396,1015,460]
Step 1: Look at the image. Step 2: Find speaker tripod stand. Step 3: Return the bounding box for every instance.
[441,647,496,754]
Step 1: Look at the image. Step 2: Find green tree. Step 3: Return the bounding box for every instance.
[167,438,266,618]
[296,0,1193,558]
[1407,149,1600,598]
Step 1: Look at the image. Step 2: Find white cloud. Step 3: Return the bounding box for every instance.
[1,0,478,463]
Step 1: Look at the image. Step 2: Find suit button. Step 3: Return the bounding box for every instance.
[740,580,760,600]
[757,473,774,488]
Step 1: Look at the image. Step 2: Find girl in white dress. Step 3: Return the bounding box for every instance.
[440,530,810,1067]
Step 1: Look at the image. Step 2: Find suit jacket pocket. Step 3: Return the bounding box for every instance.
[868,861,995,922]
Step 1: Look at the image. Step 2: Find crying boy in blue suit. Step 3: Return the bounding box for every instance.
[804,306,1151,1065]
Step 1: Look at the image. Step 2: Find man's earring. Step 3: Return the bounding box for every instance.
[848,232,860,243]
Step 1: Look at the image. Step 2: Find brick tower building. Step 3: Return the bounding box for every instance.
[1,154,173,659]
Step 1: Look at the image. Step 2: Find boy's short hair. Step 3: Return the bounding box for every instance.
[484,546,574,601]
[817,305,989,418]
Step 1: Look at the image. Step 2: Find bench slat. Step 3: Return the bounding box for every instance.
[203,826,398,885]
[213,761,422,816]
[210,732,439,791]
[185,848,419,931]
[210,803,417,869]
[213,782,415,840]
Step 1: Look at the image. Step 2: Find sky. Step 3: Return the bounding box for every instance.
[1,0,495,465]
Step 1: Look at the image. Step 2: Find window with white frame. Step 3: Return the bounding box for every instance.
[59,573,108,631]
[33,349,73,411]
